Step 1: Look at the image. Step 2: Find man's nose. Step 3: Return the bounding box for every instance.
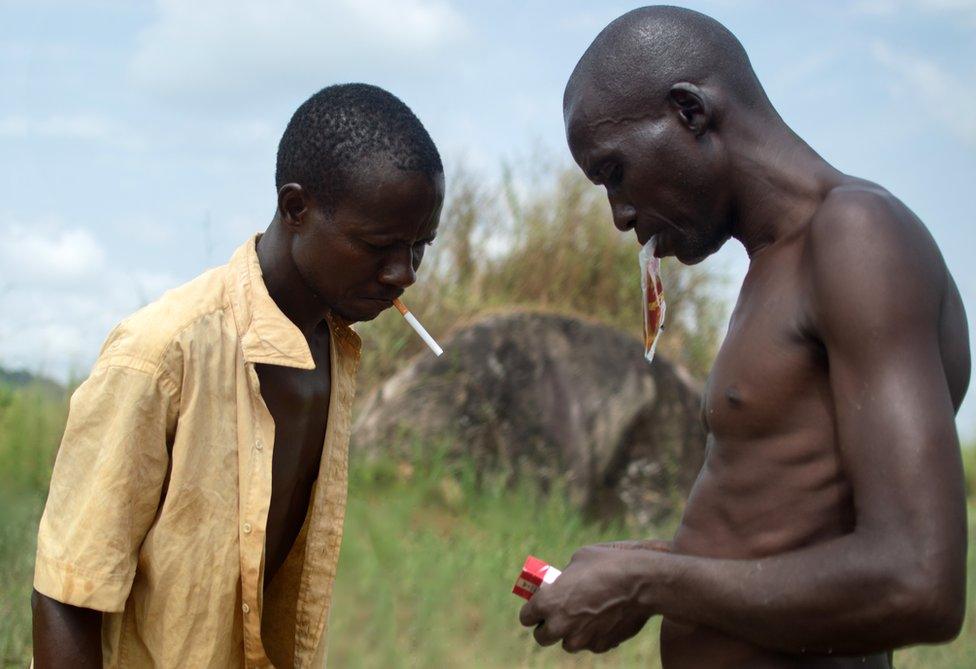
[379,250,417,289]
[610,199,638,233]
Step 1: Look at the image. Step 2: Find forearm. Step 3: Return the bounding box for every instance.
[32,589,103,668]
[632,533,953,654]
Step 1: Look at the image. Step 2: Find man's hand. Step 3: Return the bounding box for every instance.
[518,543,664,654]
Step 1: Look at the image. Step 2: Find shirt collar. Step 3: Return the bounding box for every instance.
[228,234,361,369]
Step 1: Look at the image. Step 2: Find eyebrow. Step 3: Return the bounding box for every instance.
[361,231,437,244]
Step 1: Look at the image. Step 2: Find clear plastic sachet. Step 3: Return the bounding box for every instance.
[639,237,666,364]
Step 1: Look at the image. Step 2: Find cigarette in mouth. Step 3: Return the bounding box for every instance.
[393,298,443,357]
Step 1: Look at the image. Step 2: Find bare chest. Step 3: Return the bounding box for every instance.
[703,270,827,442]
[256,336,332,586]
[678,249,853,558]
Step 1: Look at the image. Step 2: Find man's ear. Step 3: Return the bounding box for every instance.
[277,183,309,229]
[668,83,711,137]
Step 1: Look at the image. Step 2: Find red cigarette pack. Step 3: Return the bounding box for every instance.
[513,555,562,600]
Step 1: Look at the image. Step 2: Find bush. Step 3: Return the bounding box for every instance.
[357,161,728,389]
[0,383,66,494]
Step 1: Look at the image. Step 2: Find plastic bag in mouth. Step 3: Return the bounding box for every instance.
[639,237,666,364]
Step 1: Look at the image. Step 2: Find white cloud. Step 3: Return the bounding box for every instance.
[852,0,976,24]
[0,223,106,284]
[129,0,468,106]
[0,114,145,149]
[764,48,843,96]
[0,218,183,381]
[871,41,976,147]
[0,0,134,6]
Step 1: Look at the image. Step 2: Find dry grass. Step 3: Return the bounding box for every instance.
[356,162,728,390]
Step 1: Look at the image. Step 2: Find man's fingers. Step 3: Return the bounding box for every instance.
[518,601,543,628]
[588,614,650,653]
[591,638,619,654]
[561,630,594,654]
[533,621,564,647]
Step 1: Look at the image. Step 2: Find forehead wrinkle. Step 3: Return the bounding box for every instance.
[566,90,656,151]
[579,111,654,133]
[566,63,664,135]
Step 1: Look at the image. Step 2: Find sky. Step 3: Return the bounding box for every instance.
[1,0,974,437]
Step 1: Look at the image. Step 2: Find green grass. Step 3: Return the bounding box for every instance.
[0,384,67,668]
[328,452,667,668]
[329,452,976,669]
[1,384,974,668]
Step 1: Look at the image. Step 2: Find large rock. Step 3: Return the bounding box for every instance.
[353,311,706,527]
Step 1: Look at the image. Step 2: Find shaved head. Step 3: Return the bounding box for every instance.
[562,6,782,265]
[564,5,769,124]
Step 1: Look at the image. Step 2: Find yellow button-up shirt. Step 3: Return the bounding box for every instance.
[34,235,361,668]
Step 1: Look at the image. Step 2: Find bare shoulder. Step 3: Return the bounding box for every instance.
[805,182,948,323]
[809,182,943,273]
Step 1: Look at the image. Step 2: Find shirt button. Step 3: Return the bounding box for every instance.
[242,603,250,614]
[255,439,263,451]
[242,522,252,534]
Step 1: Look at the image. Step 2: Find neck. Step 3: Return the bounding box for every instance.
[256,219,330,336]
[725,112,845,258]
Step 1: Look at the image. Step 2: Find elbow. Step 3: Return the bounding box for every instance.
[890,566,966,644]
[917,587,966,643]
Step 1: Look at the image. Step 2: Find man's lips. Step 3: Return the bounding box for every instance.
[361,297,394,307]
[635,221,662,246]
[361,290,403,303]
[653,234,675,258]
[635,225,661,246]
[634,228,674,258]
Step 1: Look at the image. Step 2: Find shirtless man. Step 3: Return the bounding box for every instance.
[520,7,970,667]
[31,83,443,667]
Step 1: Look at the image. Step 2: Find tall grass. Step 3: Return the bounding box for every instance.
[0,383,67,668]
[964,444,976,500]
[328,446,667,668]
[328,447,976,669]
[0,385,974,668]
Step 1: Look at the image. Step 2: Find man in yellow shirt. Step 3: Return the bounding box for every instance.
[31,83,445,668]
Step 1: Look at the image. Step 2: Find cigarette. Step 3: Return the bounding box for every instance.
[393,298,443,357]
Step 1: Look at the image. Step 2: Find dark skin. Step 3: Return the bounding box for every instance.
[520,54,970,669]
[31,158,444,667]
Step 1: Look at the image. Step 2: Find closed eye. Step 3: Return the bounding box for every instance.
[602,163,623,187]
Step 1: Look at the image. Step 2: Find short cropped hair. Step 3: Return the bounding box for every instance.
[275,83,443,208]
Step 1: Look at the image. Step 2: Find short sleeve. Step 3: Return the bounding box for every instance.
[33,360,178,612]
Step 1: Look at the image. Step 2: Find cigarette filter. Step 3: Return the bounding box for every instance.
[513,555,561,600]
[393,298,444,357]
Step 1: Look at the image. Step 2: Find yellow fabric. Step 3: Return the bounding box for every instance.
[34,235,361,668]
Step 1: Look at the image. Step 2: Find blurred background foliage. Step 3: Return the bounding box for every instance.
[357,160,728,389]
